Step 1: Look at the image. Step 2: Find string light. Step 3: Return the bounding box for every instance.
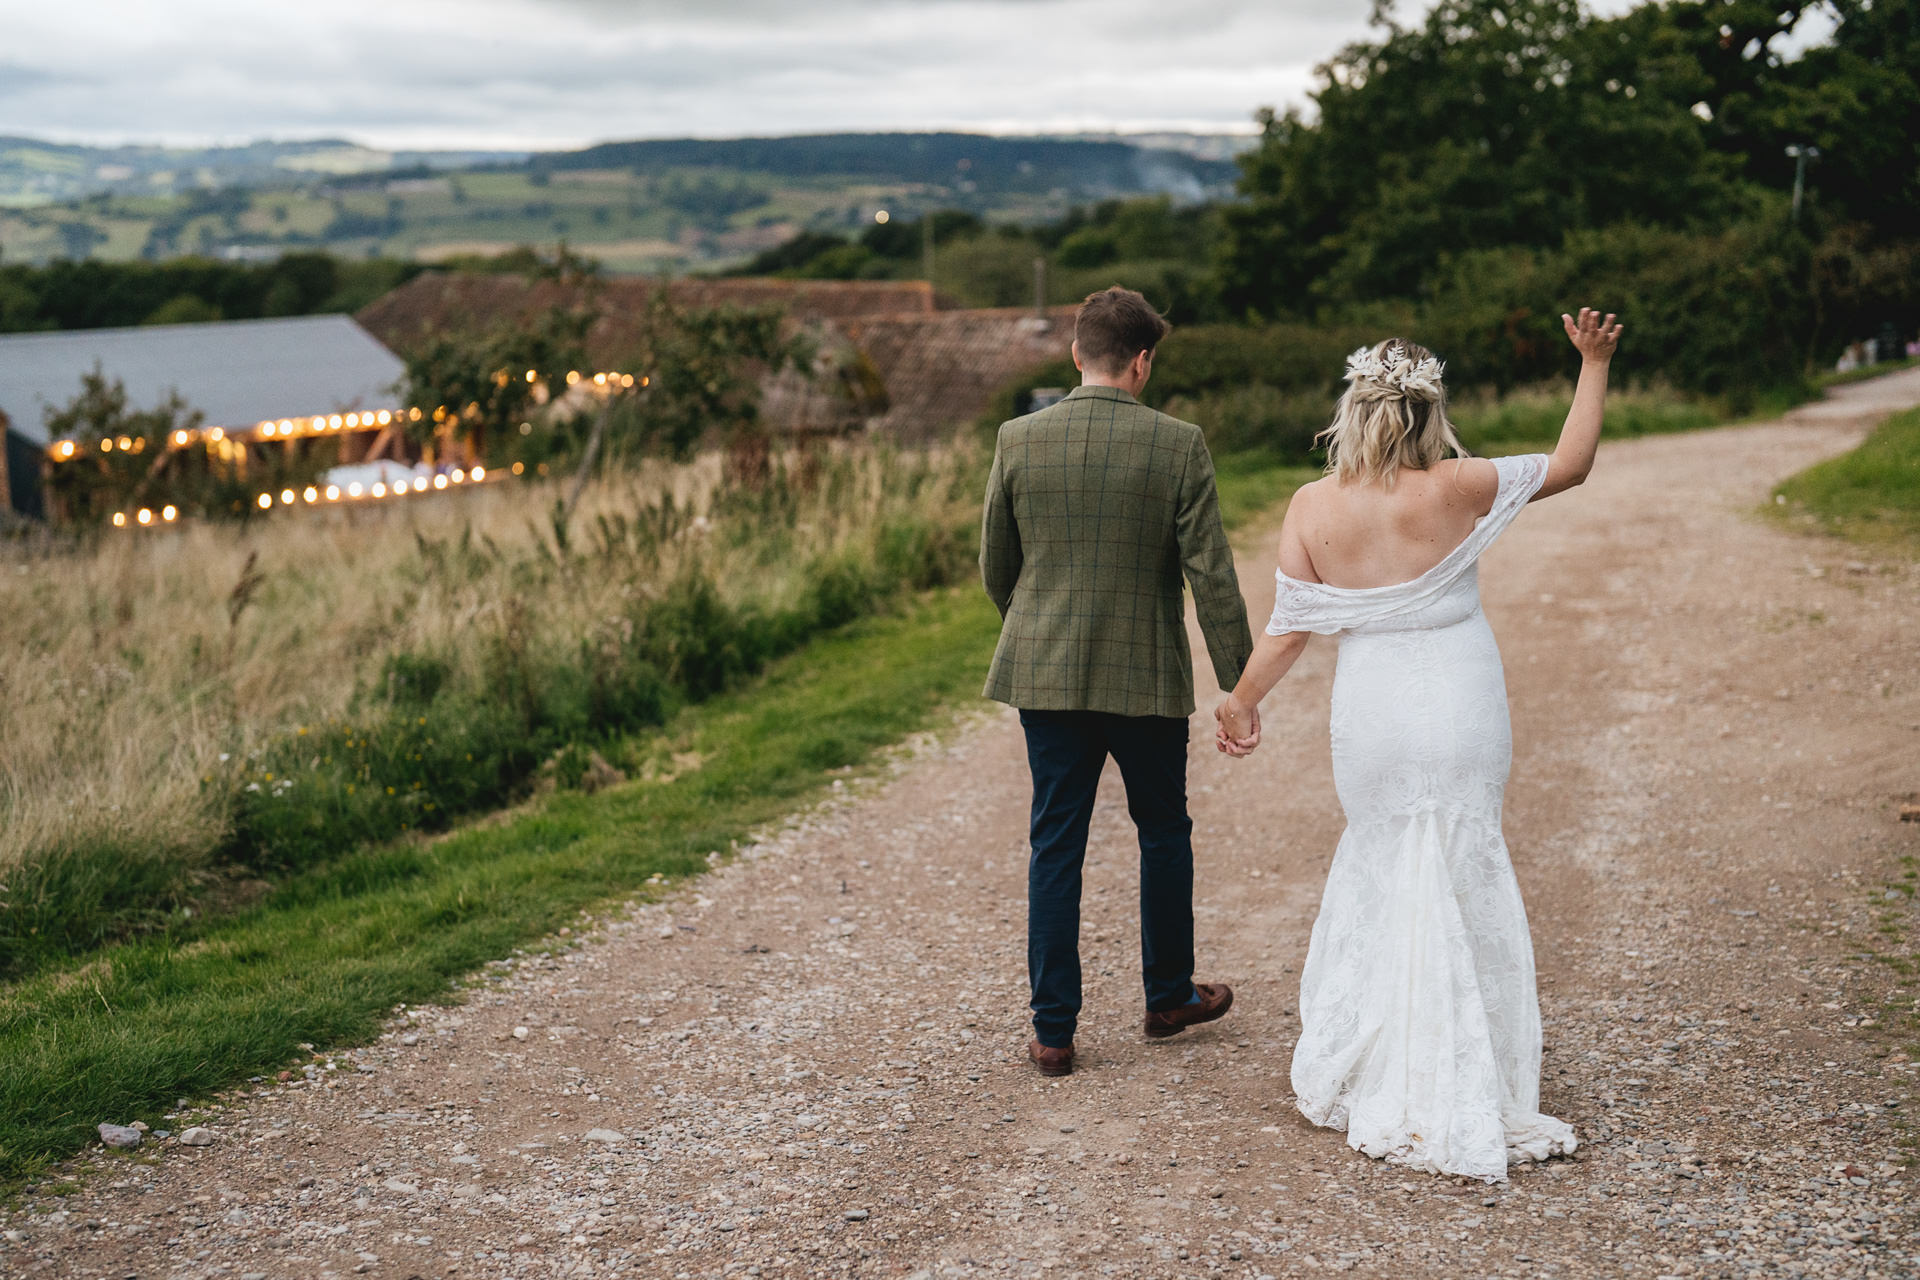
[162,505,177,522]
[279,488,296,505]
[303,486,319,503]
[371,482,387,498]
[137,508,152,525]
[257,493,272,510]
[112,512,127,527]
[325,484,341,501]
[433,474,448,490]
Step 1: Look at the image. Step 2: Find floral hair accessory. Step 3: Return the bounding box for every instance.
[1344,342,1445,402]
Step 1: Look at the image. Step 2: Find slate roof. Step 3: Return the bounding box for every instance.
[0,315,405,447]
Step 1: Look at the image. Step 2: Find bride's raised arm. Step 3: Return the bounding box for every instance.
[1537,306,1624,500]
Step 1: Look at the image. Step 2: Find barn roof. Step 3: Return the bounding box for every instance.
[839,306,1079,441]
[357,273,937,366]
[0,315,405,447]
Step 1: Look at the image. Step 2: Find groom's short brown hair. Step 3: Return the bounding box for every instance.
[1075,286,1171,373]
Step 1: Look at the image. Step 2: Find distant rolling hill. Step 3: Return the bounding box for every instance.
[0,131,1247,273]
[539,132,1237,200]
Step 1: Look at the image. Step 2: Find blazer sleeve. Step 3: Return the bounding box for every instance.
[1175,430,1254,690]
[980,432,1021,618]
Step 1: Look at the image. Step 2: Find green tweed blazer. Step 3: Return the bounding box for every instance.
[980,384,1253,718]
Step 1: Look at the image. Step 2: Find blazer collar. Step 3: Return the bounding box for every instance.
[1066,384,1140,405]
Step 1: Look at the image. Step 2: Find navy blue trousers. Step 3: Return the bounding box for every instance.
[1019,709,1197,1049]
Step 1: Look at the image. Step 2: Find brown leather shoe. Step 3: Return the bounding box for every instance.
[1143,982,1235,1039]
[1028,1039,1074,1077]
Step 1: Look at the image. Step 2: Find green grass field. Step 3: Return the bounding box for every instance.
[1772,405,1920,550]
[0,163,1076,273]
[0,588,1004,1187]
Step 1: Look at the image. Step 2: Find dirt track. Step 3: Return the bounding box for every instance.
[8,371,1920,1280]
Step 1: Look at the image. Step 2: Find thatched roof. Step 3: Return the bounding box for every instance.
[838,306,1078,441]
[357,273,935,367]
[356,274,1076,440]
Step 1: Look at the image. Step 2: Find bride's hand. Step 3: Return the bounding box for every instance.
[1562,306,1623,363]
[1214,696,1260,757]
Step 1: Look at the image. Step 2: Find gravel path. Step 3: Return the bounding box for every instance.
[10,371,1920,1280]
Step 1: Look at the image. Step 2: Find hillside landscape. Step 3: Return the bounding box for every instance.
[0,132,1242,274]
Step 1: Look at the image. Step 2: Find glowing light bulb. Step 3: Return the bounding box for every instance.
[511,461,524,475]
[303,486,318,503]
[280,489,295,505]
[348,482,363,498]
[209,427,225,442]
[173,430,190,446]
[101,438,114,452]
[594,372,607,386]
[328,414,343,430]
[344,413,359,429]
[620,373,634,388]
[257,493,273,510]
[112,511,126,527]
[325,485,341,501]
[280,419,294,434]
[526,369,537,382]
[118,436,133,451]
[874,209,890,224]
[451,469,465,484]
[566,371,580,385]
[471,466,486,481]
[377,409,392,425]
[162,505,177,522]
[137,508,152,525]
[412,477,428,493]
[433,474,448,490]
[371,482,387,498]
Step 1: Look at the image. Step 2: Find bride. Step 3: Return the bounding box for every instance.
[1216,307,1623,1182]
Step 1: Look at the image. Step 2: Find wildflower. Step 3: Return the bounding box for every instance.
[386,786,396,795]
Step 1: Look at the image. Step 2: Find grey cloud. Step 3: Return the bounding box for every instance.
[0,0,1383,147]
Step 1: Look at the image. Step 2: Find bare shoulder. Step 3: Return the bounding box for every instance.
[1435,456,1500,515]
[1286,475,1330,511]
[1275,478,1324,581]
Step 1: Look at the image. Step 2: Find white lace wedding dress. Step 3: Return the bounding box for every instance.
[1267,452,1576,1182]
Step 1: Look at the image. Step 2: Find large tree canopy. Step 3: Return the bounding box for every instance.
[1218,0,1918,317]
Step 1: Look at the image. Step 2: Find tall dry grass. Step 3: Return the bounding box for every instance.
[0,443,981,963]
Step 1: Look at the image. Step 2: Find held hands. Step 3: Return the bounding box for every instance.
[1562,306,1623,363]
[1214,695,1261,758]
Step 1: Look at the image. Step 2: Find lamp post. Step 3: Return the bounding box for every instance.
[1784,145,1820,225]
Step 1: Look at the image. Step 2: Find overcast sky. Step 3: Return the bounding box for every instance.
[5,0,1430,151]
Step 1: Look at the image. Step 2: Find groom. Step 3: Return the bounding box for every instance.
[981,286,1253,1077]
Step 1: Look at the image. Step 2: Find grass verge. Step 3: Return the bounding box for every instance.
[1213,449,1319,533]
[1771,406,1920,551]
[0,588,1002,1188]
